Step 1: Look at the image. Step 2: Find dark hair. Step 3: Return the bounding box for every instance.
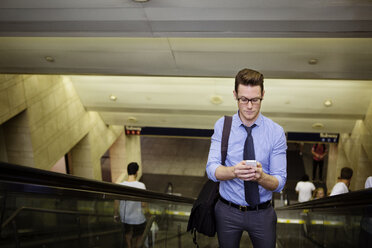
[127,162,139,175]
[301,174,309,181]
[339,167,353,180]
[234,68,264,94]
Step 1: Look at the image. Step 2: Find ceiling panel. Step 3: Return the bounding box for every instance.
[70,75,372,133]
[0,0,371,134]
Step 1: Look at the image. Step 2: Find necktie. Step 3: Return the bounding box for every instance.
[243,125,260,206]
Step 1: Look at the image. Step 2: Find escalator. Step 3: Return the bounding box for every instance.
[276,188,372,248]
[1,162,371,248]
[0,162,198,248]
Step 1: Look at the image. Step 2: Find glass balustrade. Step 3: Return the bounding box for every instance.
[1,162,371,248]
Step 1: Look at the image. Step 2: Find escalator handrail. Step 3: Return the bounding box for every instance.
[0,162,195,205]
[276,187,372,211]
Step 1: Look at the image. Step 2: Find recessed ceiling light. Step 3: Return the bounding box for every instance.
[44,56,55,62]
[210,95,223,105]
[308,58,318,65]
[127,117,138,123]
[312,123,324,129]
[323,99,333,107]
[133,0,149,2]
[109,95,117,101]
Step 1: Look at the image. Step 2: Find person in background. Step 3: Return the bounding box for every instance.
[365,176,372,189]
[311,142,327,181]
[295,174,316,202]
[206,68,287,248]
[330,167,353,196]
[114,162,147,248]
[165,182,174,194]
[312,187,325,199]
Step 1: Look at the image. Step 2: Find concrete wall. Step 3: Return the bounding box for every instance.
[110,133,142,183]
[0,75,27,125]
[327,99,372,192]
[140,136,210,177]
[0,74,123,180]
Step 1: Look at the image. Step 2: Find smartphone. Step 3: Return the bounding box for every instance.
[245,160,257,167]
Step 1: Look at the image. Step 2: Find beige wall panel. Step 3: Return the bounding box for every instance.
[4,111,35,167]
[56,109,68,131]
[47,141,61,165]
[363,100,372,162]
[73,165,94,179]
[41,93,56,117]
[27,101,44,127]
[34,148,50,170]
[326,143,338,194]
[365,99,372,133]
[1,74,124,182]
[7,151,34,167]
[54,86,67,108]
[44,118,58,141]
[92,160,103,181]
[23,75,40,101]
[354,147,371,190]
[7,81,26,111]
[0,91,10,119]
[110,132,127,183]
[332,113,372,192]
[0,74,16,88]
[0,75,27,125]
[125,135,142,177]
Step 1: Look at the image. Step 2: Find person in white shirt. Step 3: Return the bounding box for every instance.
[114,162,147,248]
[330,167,353,196]
[295,174,316,202]
[365,176,372,189]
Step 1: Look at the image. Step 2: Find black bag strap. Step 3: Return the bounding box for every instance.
[193,231,199,248]
[191,116,232,248]
[221,116,232,166]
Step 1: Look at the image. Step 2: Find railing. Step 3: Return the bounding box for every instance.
[275,188,372,248]
[0,162,196,248]
[2,206,122,248]
[0,162,194,204]
[3,162,370,248]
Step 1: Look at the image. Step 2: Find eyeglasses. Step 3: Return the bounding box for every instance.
[237,96,262,105]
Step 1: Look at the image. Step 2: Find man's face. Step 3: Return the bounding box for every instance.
[233,84,264,126]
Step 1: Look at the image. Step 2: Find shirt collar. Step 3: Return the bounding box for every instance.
[233,111,263,128]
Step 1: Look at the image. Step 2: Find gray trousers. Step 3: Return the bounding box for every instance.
[215,199,277,248]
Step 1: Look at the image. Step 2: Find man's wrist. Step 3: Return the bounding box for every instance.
[257,171,265,184]
[231,166,237,178]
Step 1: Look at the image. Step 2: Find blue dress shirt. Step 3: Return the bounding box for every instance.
[206,112,287,206]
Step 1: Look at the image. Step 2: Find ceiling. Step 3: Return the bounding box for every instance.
[1,0,372,134]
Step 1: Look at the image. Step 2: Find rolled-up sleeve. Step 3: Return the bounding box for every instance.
[270,129,287,192]
[206,117,224,182]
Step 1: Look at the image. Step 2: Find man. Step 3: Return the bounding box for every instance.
[330,167,353,196]
[114,162,147,248]
[311,142,327,181]
[295,174,315,202]
[206,68,287,248]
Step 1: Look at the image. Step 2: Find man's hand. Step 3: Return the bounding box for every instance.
[234,161,262,181]
[114,215,120,223]
[253,162,264,181]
